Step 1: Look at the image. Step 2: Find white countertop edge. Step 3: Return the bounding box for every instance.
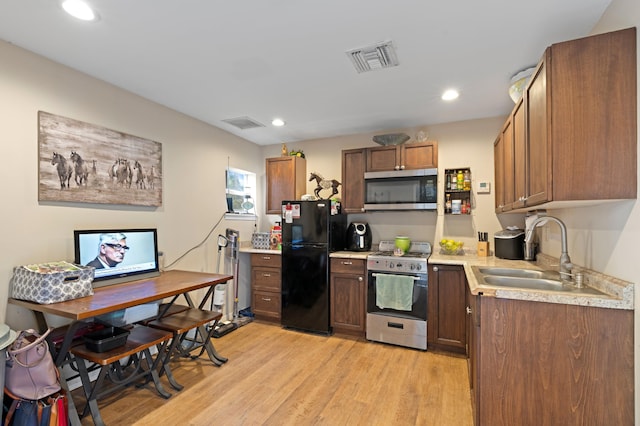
[240,247,281,255]
[330,251,372,260]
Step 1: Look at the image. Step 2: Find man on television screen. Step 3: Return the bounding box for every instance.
[86,233,128,268]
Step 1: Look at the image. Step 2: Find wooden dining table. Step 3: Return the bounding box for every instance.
[9,269,233,426]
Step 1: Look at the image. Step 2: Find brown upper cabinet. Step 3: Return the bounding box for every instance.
[341,148,367,213]
[366,141,438,172]
[342,141,439,212]
[494,99,524,213]
[265,156,307,214]
[496,27,637,212]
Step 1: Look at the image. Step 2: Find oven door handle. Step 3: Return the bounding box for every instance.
[371,273,420,281]
[387,321,404,329]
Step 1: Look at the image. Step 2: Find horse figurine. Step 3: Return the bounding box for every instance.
[309,172,341,199]
[51,152,72,189]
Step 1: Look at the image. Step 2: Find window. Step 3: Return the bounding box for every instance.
[226,167,256,218]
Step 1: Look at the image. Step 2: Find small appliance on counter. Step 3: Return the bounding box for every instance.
[494,228,525,260]
[346,222,372,251]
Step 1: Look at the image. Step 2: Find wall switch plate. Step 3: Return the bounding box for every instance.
[477,181,491,194]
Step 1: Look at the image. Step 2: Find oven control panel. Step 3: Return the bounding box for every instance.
[366,258,427,274]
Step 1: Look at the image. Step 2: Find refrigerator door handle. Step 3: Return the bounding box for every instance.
[290,243,326,250]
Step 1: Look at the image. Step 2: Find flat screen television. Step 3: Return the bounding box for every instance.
[74,228,160,287]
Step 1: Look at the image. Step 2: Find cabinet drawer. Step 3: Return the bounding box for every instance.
[253,290,281,319]
[331,258,365,275]
[252,267,281,292]
[251,253,281,268]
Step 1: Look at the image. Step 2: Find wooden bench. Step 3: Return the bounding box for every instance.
[70,325,173,426]
[146,308,225,390]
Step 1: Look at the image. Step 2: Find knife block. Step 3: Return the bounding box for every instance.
[477,241,489,257]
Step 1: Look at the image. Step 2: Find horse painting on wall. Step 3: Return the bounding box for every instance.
[38,111,162,207]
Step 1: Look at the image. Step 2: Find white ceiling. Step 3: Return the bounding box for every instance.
[0,0,611,146]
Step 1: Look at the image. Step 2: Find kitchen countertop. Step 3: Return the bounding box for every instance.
[240,245,633,310]
[429,251,634,310]
[240,248,371,258]
[330,251,372,260]
[240,247,281,255]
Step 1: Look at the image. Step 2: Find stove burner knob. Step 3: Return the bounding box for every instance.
[389,263,394,269]
[416,264,422,271]
[410,264,415,271]
[396,263,402,269]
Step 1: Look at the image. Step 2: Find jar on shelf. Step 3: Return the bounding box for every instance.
[463,170,471,191]
[456,170,464,190]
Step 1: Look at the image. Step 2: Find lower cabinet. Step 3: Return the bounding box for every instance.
[330,258,366,336]
[470,295,633,425]
[250,253,281,322]
[427,264,467,354]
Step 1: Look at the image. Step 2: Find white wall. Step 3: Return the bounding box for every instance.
[0,40,263,329]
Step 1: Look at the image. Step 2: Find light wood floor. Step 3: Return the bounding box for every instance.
[75,321,473,426]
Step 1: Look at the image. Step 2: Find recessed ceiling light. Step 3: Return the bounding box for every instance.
[62,0,98,21]
[442,89,460,101]
[271,118,285,127]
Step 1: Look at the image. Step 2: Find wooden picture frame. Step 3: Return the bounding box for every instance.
[38,111,162,207]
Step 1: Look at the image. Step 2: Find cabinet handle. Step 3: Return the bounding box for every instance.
[466,306,472,315]
[394,165,400,170]
[358,276,363,282]
[262,297,272,302]
[400,165,405,170]
[341,261,353,265]
[262,273,271,277]
[262,256,271,260]
[432,266,439,272]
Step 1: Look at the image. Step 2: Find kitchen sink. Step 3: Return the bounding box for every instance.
[472,266,606,295]
[476,267,560,280]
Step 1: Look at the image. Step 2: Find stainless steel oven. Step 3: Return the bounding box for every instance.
[366,241,430,350]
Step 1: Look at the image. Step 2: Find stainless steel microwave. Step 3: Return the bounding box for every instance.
[363,168,438,211]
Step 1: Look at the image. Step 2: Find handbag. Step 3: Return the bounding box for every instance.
[5,329,60,401]
[3,389,68,426]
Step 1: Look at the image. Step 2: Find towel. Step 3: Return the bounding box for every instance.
[375,274,414,311]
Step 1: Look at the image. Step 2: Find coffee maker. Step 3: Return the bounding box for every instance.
[346,222,372,251]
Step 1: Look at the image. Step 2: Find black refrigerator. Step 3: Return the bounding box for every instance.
[281,200,346,334]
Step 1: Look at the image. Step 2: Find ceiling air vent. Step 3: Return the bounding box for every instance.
[346,41,399,73]
[222,116,265,130]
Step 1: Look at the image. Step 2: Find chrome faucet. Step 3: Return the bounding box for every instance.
[524,216,573,281]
